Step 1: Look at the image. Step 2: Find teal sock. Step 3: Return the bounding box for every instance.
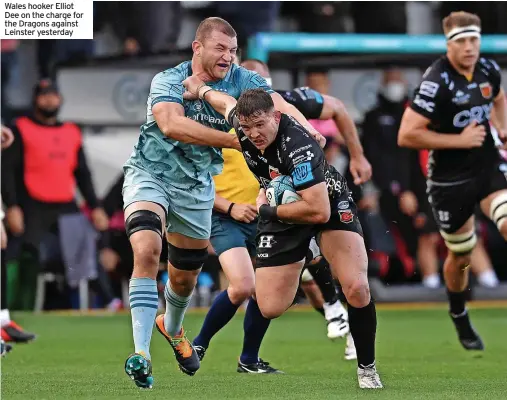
[164,281,192,337]
[129,278,158,360]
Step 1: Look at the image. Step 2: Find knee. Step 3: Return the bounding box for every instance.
[260,307,283,320]
[490,194,507,241]
[343,279,371,308]
[448,252,472,270]
[132,241,161,269]
[228,280,255,304]
[170,268,200,291]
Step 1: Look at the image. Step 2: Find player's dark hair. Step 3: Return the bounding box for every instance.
[195,17,237,42]
[236,89,274,119]
[442,11,481,35]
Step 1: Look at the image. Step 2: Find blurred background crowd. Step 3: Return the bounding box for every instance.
[1,1,506,313]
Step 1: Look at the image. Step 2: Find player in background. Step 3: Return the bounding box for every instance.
[398,11,507,351]
[182,79,382,388]
[122,17,326,388]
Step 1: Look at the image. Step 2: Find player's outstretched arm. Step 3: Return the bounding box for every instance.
[319,94,371,184]
[152,102,239,150]
[270,92,326,148]
[398,108,485,150]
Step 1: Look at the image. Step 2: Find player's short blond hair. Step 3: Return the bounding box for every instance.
[195,17,236,43]
[442,11,481,35]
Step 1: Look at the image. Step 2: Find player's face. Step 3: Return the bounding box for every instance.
[447,35,480,70]
[239,110,281,150]
[35,92,61,116]
[198,31,237,80]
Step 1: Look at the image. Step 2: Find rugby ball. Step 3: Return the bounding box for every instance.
[266,175,302,206]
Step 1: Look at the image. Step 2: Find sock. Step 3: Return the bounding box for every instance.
[164,280,192,337]
[315,306,325,317]
[477,270,499,288]
[0,309,11,328]
[129,278,159,360]
[194,290,240,348]
[447,289,466,316]
[306,259,339,304]
[240,298,271,364]
[348,300,377,368]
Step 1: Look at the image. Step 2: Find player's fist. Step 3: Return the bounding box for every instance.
[91,207,109,232]
[459,120,486,148]
[182,75,206,97]
[349,154,372,185]
[230,203,258,223]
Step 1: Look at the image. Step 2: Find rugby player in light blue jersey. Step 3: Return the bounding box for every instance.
[122,17,326,389]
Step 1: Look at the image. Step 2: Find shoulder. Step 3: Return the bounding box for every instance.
[478,57,501,80]
[153,61,189,84]
[279,115,318,153]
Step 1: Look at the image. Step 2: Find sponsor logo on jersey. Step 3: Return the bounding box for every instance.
[339,210,354,223]
[269,166,281,179]
[413,95,435,113]
[452,104,493,128]
[452,91,470,105]
[289,144,312,158]
[338,201,349,210]
[480,82,492,99]
[292,161,314,185]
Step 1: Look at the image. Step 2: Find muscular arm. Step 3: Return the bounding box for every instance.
[275,182,330,224]
[152,102,238,149]
[398,108,466,149]
[320,95,363,157]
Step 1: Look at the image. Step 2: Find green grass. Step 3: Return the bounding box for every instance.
[2,306,507,400]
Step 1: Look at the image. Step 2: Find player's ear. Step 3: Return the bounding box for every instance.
[273,110,281,123]
[192,40,202,56]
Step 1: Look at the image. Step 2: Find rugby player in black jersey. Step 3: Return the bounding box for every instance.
[398,11,507,351]
[183,77,383,389]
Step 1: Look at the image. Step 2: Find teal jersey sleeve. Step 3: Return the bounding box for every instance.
[150,69,185,108]
[234,67,274,94]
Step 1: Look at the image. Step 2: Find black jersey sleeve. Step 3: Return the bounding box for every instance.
[480,58,503,98]
[276,87,324,119]
[280,118,326,191]
[409,65,446,122]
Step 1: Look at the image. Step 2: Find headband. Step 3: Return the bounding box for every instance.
[446,25,481,41]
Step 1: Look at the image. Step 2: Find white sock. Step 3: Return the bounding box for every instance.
[477,270,499,288]
[422,274,441,289]
[0,309,11,328]
[163,281,193,337]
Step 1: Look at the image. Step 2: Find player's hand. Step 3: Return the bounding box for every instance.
[309,129,326,148]
[256,188,268,212]
[1,125,14,150]
[413,212,427,230]
[399,191,418,217]
[183,91,199,101]
[182,75,206,97]
[100,248,120,272]
[230,203,258,223]
[1,221,7,250]
[349,154,372,185]
[459,120,486,148]
[91,207,109,231]
[6,206,24,236]
[230,135,241,151]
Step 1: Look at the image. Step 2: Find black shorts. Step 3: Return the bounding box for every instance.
[255,191,363,268]
[428,160,507,234]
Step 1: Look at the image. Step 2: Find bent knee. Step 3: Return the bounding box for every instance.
[170,268,200,289]
[260,307,283,320]
[133,242,162,268]
[448,252,472,269]
[441,230,477,255]
[343,280,370,308]
[228,282,255,304]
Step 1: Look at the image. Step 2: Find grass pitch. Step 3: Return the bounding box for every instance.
[2,304,506,400]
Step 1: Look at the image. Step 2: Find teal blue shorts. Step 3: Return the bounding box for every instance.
[122,164,214,240]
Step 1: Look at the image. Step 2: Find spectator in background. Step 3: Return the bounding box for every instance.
[1,39,19,124]
[1,79,110,310]
[351,2,407,34]
[362,68,442,288]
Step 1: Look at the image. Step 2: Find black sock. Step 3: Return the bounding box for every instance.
[315,306,325,316]
[306,259,339,304]
[447,289,466,316]
[348,300,377,368]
